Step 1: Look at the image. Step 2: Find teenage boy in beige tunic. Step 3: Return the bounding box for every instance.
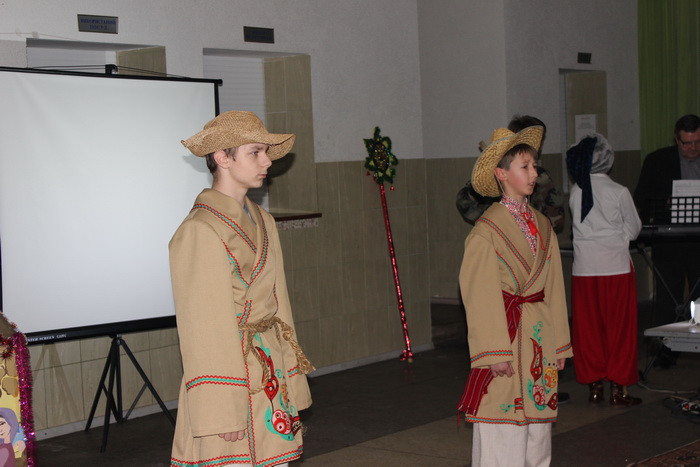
[456,127,573,466]
[169,111,313,467]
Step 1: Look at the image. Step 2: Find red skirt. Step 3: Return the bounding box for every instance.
[571,270,639,386]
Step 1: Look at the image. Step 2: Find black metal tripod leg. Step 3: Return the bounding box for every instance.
[641,340,660,381]
[637,246,680,307]
[120,339,176,426]
[85,343,113,431]
[100,340,120,452]
[125,384,148,420]
[88,335,176,452]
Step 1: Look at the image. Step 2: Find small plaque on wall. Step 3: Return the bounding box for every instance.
[77,14,118,34]
[244,26,274,44]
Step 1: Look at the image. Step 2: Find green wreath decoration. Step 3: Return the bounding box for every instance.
[364,127,399,185]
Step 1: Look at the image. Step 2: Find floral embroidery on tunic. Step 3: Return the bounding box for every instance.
[254,335,301,441]
[526,321,558,411]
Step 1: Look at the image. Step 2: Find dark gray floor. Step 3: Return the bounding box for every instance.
[552,400,700,466]
[35,303,700,466]
[35,345,471,466]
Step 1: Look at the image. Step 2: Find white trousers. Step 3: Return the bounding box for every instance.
[472,423,551,467]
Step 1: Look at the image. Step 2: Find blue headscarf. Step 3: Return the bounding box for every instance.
[566,134,615,222]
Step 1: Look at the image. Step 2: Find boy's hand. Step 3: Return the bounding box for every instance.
[218,430,246,442]
[490,362,514,377]
[556,358,566,370]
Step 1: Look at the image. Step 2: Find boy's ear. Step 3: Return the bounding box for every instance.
[494,167,507,182]
[213,149,230,169]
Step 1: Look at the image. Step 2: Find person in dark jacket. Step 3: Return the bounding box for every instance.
[634,114,700,368]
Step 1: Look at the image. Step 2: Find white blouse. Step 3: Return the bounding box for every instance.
[569,173,642,276]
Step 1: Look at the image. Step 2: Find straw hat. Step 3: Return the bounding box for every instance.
[471,126,544,197]
[181,111,295,160]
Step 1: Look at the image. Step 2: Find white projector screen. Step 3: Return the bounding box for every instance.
[0,68,218,343]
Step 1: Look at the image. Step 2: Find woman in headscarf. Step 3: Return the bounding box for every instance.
[567,134,643,408]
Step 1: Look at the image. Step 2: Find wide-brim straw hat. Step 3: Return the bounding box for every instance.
[471,126,544,197]
[181,111,295,160]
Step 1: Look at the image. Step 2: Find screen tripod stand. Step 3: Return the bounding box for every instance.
[85,334,176,452]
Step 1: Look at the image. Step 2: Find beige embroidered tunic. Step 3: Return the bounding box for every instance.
[169,189,312,466]
[459,203,573,425]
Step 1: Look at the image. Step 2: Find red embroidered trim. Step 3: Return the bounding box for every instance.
[478,217,531,274]
[170,454,251,466]
[223,241,250,288]
[495,251,521,293]
[470,350,513,364]
[192,203,257,252]
[240,300,252,326]
[240,329,257,462]
[257,447,304,466]
[464,416,558,425]
[522,225,551,293]
[185,375,248,391]
[249,205,269,285]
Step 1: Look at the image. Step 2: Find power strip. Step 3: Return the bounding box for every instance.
[680,400,700,415]
[670,396,700,415]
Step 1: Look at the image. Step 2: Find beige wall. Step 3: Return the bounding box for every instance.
[263,54,433,368]
[265,54,318,213]
[288,159,432,368]
[426,158,473,299]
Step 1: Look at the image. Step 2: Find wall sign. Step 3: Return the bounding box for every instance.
[77,14,118,34]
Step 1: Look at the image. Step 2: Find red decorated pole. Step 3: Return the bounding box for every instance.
[378,184,414,362]
[363,126,414,362]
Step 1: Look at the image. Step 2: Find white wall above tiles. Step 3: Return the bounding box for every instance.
[417,0,508,159]
[503,0,639,153]
[0,0,639,160]
[0,0,424,162]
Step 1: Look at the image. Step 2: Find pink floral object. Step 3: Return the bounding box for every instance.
[271,410,291,435]
[532,385,546,406]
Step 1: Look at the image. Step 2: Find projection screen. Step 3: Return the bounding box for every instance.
[0,67,219,343]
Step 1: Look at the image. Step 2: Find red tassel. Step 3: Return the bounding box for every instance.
[522,211,545,250]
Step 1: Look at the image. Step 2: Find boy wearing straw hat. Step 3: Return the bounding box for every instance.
[169,111,313,467]
[456,115,566,235]
[457,127,573,466]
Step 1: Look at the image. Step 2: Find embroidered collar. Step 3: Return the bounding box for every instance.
[500,195,529,215]
[500,196,539,257]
